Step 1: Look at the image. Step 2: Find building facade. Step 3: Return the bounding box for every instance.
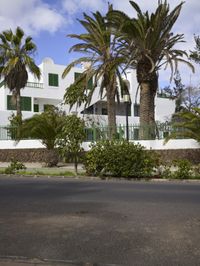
[0,57,175,128]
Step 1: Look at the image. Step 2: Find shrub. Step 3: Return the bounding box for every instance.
[193,164,200,178]
[84,140,159,178]
[161,164,173,179]
[5,159,26,174]
[173,159,193,179]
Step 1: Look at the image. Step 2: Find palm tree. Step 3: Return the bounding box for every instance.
[62,6,128,139]
[16,106,66,166]
[109,1,194,139]
[165,108,200,143]
[0,27,41,121]
[190,35,200,64]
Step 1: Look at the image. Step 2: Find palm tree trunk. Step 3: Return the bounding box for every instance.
[139,82,156,140]
[107,90,116,139]
[15,91,22,122]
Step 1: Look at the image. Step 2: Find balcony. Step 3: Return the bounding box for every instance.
[0,81,44,89]
[26,82,44,89]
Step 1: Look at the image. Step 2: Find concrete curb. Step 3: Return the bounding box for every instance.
[0,256,121,266]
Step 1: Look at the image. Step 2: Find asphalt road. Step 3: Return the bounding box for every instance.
[0,176,200,266]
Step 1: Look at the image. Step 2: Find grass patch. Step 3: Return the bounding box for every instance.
[0,167,76,177]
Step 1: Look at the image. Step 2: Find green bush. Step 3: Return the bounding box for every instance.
[84,140,159,178]
[4,159,26,174]
[173,159,192,179]
[161,164,173,179]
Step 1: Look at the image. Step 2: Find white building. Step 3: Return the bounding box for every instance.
[0,58,175,128]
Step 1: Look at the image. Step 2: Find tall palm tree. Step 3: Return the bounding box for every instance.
[62,6,128,139]
[0,27,41,121]
[109,1,194,139]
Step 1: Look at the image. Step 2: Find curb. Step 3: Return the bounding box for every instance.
[0,256,121,266]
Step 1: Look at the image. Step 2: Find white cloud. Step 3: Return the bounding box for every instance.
[62,0,106,15]
[0,0,199,85]
[0,0,66,35]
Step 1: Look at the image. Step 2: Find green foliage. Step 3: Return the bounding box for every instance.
[84,140,159,178]
[56,115,86,174]
[193,164,200,175]
[160,159,193,179]
[173,159,192,180]
[7,113,22,139]
[165,107,200,143]
[109,1,194,131]
[0,27,41,118]
[5,159,26,174]
[161,164,173,179]
[11,106,66,167]
[17,106,66,150]
[62,7,129,134]
[190,35,200,64]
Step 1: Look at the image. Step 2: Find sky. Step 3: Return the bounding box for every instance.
[0,0,200,88]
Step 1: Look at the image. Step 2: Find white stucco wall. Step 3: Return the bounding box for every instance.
[0,139,199,150]
[0,59,175,126]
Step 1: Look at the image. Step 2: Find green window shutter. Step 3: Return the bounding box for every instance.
[74,72,93,89]
[74,72,81,81]
[49,73,59,87]
[7,96,31,111]
[21,97,32,111]
[34,104,39,112]
[88,77,93,90]
[7,95,16,110]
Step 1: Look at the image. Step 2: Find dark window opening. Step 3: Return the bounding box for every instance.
[49,73,59,87]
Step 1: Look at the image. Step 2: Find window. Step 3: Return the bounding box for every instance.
[102,108,107,115]
[48,73,59,87]
[7,96,16,110]
[21,97,32,111]
[74,72,93,90]
[74,72,81,81]
[34,104,39,112]
[134,104,140,117]
[7,96,32,111]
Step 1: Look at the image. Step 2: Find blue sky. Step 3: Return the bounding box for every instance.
[0,0,200,87]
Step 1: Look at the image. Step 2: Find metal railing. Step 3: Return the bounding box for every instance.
[0,124,173,141]
[0,123,187,142]
[84,123,173,141]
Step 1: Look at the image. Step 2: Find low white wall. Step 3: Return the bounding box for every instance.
[134,139,200,150]
[0,140,45,149]
[0,139,199,150]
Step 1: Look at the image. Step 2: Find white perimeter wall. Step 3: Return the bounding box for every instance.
[0,139,199,150]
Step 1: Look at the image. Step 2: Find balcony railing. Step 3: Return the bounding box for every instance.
[26,82,44,89]
[0,81,43,89]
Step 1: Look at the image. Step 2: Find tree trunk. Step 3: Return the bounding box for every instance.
[139,82,156,140]
[74,155,78,175]
[15,91,22,122]
[107,89,116,139]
